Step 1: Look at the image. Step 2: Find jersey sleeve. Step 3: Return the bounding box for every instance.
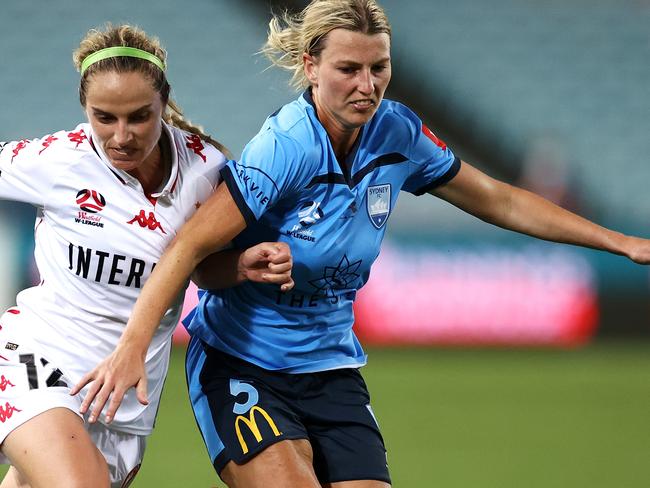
[397,106,461,195]
[0,131,70,206]
[220,129,308,224]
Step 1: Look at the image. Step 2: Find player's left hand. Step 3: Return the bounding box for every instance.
[240,241,294,291]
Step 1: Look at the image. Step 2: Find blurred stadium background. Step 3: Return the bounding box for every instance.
[1,0,649,486]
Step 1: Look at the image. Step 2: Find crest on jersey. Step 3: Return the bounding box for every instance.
[367,184,391,229]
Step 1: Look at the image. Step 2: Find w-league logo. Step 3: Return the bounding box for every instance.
[76,189,106,213]
[298,201,323,227]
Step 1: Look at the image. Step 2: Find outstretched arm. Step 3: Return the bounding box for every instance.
[432,161,650,263]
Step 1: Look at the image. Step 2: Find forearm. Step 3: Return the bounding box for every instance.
[119,237,202,355]
[119,183,247,354]
[192,249,246,289]
[482,183,628,255]
[433,161,632,257]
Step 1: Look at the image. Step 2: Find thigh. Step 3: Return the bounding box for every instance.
[186,338,311,477]
[0,336,113,488]
[221,438,320,488]
[305,368,391,485]
[2,407,109,488]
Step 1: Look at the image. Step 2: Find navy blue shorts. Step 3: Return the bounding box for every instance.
[185,336,391,484]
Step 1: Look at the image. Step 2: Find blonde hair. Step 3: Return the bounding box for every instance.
[262,0,391,90]
[73,24,229,155]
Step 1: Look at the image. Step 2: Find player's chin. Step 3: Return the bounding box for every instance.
[109,157,142,172]
[346,110,377,128]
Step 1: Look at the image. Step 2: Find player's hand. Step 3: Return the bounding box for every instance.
[69,342,149,424]
[240,242,294,291]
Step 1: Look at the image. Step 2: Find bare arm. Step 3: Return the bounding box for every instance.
[192,243,294,291]
[71,183,249,422]
[432,161,650,263]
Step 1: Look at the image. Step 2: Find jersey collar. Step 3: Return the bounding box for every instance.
[301,88,364,184]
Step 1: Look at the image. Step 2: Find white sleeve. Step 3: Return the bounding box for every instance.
[0,132,68,207]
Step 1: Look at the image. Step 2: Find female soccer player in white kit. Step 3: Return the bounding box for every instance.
[0,25,293,488]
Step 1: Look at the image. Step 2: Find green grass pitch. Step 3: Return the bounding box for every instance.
[1,341,648,487]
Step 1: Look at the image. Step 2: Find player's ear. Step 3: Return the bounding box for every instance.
[303,53,319,85]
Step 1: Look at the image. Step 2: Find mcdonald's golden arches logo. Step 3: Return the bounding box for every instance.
[234,405,282,454]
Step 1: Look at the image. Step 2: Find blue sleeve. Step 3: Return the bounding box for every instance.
[397,106,460,195]
[221,129,308,224]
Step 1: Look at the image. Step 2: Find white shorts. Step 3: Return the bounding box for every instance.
[0,334,146,488]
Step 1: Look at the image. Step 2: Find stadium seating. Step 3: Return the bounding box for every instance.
[382,0,650,227]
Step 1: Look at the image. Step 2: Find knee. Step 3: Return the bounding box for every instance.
[62,455,111,488]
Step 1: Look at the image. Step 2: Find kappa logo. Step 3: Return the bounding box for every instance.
[127,210,167,234]
[367,184,391,229]
[11,139,30,162]
[67,129,87,148]
[0,375,15,392]
[185,134,206,162]
[0,402,21,423]
[39,135,58,155]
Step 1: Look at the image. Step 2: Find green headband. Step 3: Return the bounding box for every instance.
[80,46,165,75]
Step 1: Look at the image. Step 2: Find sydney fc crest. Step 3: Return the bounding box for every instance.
[367,184,391,229]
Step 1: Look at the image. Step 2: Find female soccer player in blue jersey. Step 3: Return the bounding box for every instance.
[75,1,650,487]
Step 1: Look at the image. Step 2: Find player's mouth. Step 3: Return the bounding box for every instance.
[108,146,138,160]
[350,99,375,111]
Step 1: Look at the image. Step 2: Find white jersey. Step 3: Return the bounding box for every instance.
[0,122,225,434]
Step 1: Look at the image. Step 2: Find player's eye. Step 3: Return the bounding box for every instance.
[129,112,150,123]
[95,114,115,123]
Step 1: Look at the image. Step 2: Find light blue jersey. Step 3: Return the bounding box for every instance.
[187,90,460,372]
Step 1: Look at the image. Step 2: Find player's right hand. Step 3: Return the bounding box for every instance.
[239,241,294,291]
[70,342,149,424]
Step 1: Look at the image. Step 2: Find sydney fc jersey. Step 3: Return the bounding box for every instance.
[188,91,460,373]
[0,122,225,434]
